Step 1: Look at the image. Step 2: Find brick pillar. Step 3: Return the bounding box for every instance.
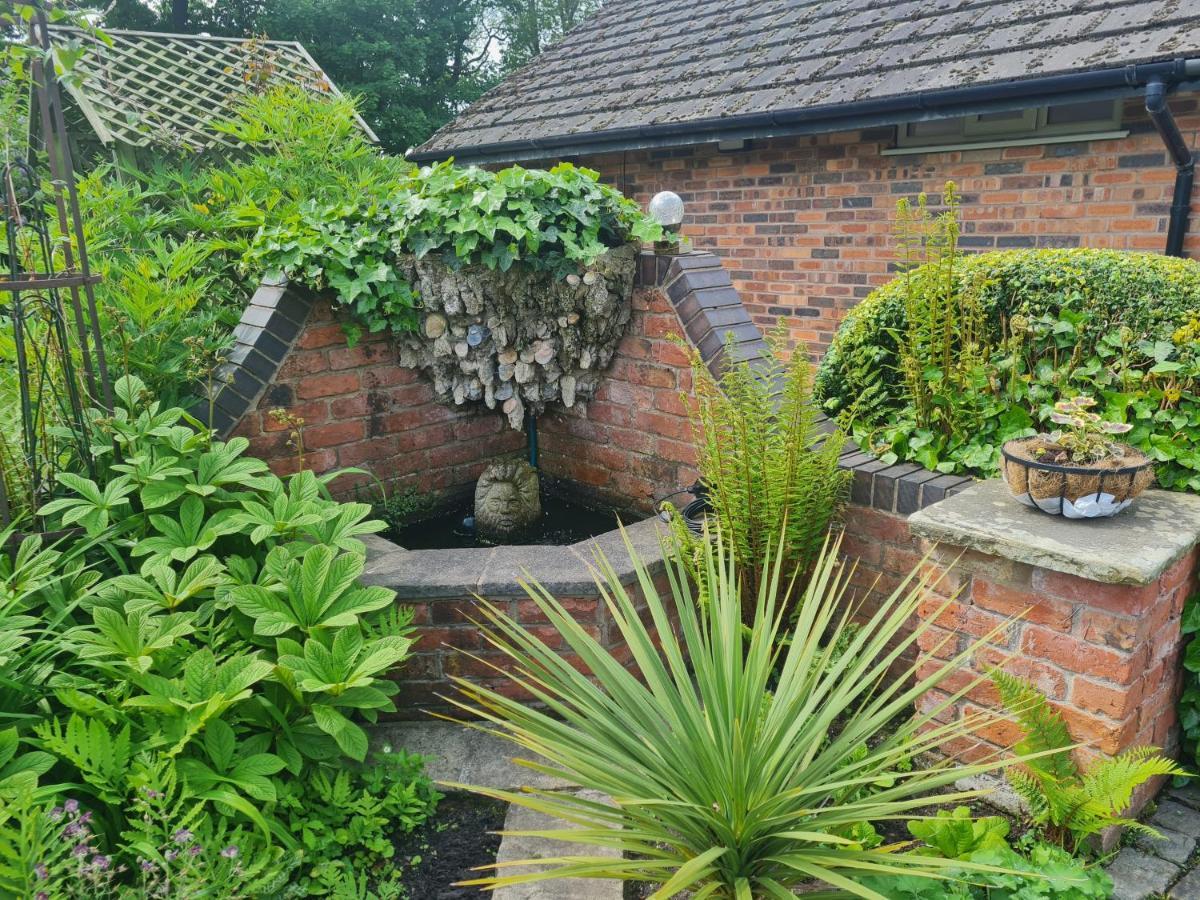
[907,480,1200,817]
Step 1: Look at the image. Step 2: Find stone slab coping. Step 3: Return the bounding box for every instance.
[909,479,1200,586]
[359,513,669,599]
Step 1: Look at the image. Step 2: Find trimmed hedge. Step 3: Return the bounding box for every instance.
[814,249,1200,490]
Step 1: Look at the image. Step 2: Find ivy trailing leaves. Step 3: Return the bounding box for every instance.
[247,160,666,341]
[0,376,438,895]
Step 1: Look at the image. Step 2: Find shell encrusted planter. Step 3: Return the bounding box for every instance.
[358,513,675,717]
[1000,437,1156,519]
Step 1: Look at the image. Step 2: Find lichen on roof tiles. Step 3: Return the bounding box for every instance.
[414,0,1200,159]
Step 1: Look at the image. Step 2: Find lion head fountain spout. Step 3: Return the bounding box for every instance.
[474,460,541,542]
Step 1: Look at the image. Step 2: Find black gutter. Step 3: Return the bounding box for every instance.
[1145,79,1196,258]
[410,58,1200,166]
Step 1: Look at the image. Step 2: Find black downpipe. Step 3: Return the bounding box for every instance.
[526,413,539,469]
[1146,79,1196,258]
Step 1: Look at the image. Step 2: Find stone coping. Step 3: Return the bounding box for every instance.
[359,513,670,599]
[909,479,1200,586]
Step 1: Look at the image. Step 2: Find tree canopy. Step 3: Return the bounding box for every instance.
[101,0,602,152]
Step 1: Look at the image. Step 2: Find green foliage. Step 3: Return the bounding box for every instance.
[104,0,501,153]
[449,527,1051,898]
[248,159,664,338]
[0,377,435,893]
[1181,593,1200,771]
[861,840,1112,899]
[893,183,989,442]
[908,806,1011,859]
[278,749,439,894]
[1043,395,1134,463]
[815,242,1200,489]
[993,670,1185,852]
[669,330,849,614]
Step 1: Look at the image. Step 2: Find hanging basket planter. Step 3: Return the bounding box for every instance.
[1000,436,1155,519]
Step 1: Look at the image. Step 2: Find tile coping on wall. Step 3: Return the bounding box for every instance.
[909,479,1200,586]
[204,249,966,516]
[358,514,670,599]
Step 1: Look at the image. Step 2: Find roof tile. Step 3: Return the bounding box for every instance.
[415,0,1200,161]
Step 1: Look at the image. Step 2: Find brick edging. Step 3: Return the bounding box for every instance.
[638,249,968,515]
[192,278,316,437]
[636,249,770,378]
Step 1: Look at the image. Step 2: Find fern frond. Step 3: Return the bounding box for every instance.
[991,670,1075,780]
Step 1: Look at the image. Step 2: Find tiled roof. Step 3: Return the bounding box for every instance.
[413,0,1200,161]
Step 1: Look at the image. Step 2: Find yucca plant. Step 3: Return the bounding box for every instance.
[674,329,849,616]
[446,529,1056,899]
[992,670,1186,852]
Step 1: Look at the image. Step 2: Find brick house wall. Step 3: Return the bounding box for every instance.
[573,96,1199,353]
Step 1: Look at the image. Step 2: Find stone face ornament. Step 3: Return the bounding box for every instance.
[393,244,637,429]
[474,460,542,541]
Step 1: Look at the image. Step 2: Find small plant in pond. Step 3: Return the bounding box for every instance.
[992,671,1185,854]
[1042,396,1133,463]
[448,526,1058,898]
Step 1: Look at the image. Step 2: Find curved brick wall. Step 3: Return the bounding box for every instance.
[202,250,770,506]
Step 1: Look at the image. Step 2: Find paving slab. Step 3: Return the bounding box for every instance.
[1168,782,1200,811]
[373,720,574,791]
[1134,825,1197,866]
[1172,867,1200,899]
[493,791,622,900]
[1107,847,1181,900]
[908,481,1200,585]
[1149,800,1200,838]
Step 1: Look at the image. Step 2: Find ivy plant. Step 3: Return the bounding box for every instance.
[247,161,667,340]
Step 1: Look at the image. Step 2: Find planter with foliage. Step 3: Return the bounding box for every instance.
[1000,397,1155,518]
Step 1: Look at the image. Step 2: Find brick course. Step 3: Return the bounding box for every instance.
[841,499,1196,801]
[580,98,1199,352]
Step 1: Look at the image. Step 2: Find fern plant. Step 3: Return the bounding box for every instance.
[894,183,990,441]
[992,670,1186,851]
[673,328,849,615]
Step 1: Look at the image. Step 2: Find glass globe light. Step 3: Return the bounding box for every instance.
[648,191,685,229]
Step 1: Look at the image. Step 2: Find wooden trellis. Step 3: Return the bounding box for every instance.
[47,26,377,162]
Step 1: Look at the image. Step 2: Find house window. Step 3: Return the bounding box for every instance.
[889,100,1125,153]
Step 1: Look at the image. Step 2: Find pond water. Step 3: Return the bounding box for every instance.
[390,485,623,549]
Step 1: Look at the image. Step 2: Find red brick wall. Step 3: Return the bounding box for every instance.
[232,297,525,498]
[538,285,699,513]
[232,286,698,507]
[580,97,1199,353]
[842,501,1195,790]
[394,569,675,717]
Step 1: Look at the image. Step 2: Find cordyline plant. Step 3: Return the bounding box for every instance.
[445,529,1062,899]
[1045,396,1133,463]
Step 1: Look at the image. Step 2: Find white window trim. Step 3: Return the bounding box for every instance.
[881,128,1130,156]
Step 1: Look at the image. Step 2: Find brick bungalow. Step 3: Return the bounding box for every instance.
[410,0,1200,352]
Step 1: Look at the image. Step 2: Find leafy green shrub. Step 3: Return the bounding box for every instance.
[0,376,436,894]
[993,671,1183,853]
[1181,594,1200,771]
[449,528,1049,897]
[815,246,1200,490]
[867,807,1112,898]
[862,840,1112,899]
[668,330,849,614]
[247,159,665,338]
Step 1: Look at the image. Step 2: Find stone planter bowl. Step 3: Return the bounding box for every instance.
[1000,437,1155,519]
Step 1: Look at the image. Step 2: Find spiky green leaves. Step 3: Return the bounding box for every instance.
[448,529,1044,898]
